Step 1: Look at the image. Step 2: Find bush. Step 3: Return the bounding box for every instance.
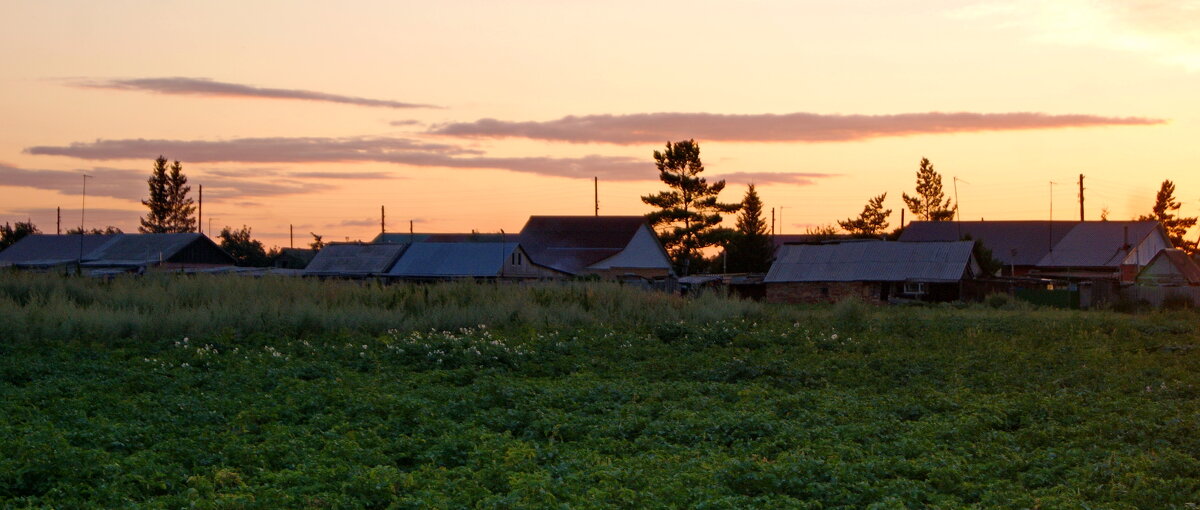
[832,297,868,331]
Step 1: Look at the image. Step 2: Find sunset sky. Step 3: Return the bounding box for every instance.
[3,1,1199,248]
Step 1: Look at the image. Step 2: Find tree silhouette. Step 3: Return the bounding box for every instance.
[218,225,270,267]
[839,193,892,237]
[902,158,956,222]
[641,140,741,273]
[0,221,39,251]
[1137,180,1197,254]
[724,184,775,273]
[139,156,196,233]
[309,233,326,252]
[66,226,123,235]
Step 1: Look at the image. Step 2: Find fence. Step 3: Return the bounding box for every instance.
[1122,286,1200,308]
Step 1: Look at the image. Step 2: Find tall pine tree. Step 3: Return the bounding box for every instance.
[724,184,775,273]
[902,158,956,221]
[1137,179,1198,254]
[839,193,891,237]
[641,140,741,273]
[139,156,196,233]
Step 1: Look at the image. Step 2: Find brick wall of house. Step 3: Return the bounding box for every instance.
[765,281,881,304]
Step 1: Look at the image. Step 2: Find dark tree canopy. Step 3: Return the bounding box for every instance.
[0,221,39,251]
[839,193,892,238]
[218,225,270,267]
[1137,179,1198,254]
[641,140,741,273]
[724,184,775,273]
[902,158,956,222]
[309,233,326,252]
[66,226,123,235]
[139,156,196,233]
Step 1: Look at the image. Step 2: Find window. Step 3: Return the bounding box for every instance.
[903,282,927,295]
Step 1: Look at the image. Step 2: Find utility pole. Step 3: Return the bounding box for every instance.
[56,207,61,235]
[900,209,905,230]
[771,207,776,236]
[381,205,386,234]
[290,224,294,249]
[594,177,599,216]
[79,174,92,266]
[409,219,414,244]
[1049,181,1056,253]
[1078,173,1085,222]
[198,184,203,234]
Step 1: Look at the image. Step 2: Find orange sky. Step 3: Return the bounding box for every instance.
[2,1,1199,248]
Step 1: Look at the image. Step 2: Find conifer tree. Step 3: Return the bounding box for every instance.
[641,140,741,273]
[839,193,892,237]
[724,184,775,273]
[902,158,956,221]
[139,156,196,233]
[1137,179,1198,254]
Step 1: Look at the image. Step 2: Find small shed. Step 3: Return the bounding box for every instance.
[1137,249,1200,287]
[385,242,558,280]
[765,241,980,304]
[303,243,407,278]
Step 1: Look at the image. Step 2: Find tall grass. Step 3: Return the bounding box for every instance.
[0,273,763,343]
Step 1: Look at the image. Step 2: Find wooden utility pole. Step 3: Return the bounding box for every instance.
[594,177,599,216]
[56,207,61,234]
[770,207,775,236]
[381,205,386,234]
[1078,174,1085,222]
[198,184,203,234]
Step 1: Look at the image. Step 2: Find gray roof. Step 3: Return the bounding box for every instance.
[387,242,519,278]
[0,233,232,268]
[0,234,119,267]
[303,243,407,276]
[899,221,1163,268]
[765,241,977,283]
[82,233,227,267]
[373,233,506,244]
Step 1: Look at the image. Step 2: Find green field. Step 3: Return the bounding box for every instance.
[1,274,1199,508]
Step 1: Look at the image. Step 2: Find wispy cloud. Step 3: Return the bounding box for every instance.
[429,111,1163,144]
[390,120,424,126]
[956,0,1200,70]
[70,77,439,109]
[710,171,839,186]
[26,137,676,181]
[334,217,379,227]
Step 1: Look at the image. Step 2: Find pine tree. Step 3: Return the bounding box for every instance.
[902,158,956,221]
[641,140,741,273]
[139,156,196,233]
[838,193,892,237]
[724,184,775,273]
[1137,180,1198,254]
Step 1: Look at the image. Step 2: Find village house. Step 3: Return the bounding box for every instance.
[0,233,234,272]
[517,216,675,280]
[384,241,560,280]
[765,240,981,304]
[1136,249,1200,287]
[899,220,1170,282]
[302,243,407,278]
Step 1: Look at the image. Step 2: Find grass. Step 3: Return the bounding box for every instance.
[1,273,1199,508]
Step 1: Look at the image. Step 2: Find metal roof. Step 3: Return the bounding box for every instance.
[899,220,1162,269]
[0,234,119,267]
[518,216,652,274]
[386,242,519,277]
[303,243,407,276]
[82,233,229,267]
[1138,249,1200,285]
[765,241,976,283]
[373,232,506,244]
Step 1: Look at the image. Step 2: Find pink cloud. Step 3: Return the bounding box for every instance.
[429,111,1165,144]
[71,77,438,109]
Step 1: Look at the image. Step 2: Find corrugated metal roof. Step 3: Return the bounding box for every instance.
[0,234,119,267]
[373,233,506,244]
[1138,249,1200,285]
[518,216,649,274]
[82,233,227,267]
[765,241,976,283]
[1037,221,1161,268]
[303,243,407,276]
[387,242,518,277]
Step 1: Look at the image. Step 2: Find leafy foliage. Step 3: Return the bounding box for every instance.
[218,225,270,267]
[902,158,956,222]
[3,275,1200,508]
[139,156,196,233]
[65,226,123,235]
[642,140,741,273]
[838,193,892,238]
[0,220,39,251]
[724,184,775,273]
[1136,179,1198,254]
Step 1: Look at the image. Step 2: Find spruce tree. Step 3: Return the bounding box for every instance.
[902,158,956,221]
[724,184,775,273]
[641,140,741,273]
[139,156,196,233]
[1138,179,1198,254]
[839,193,892,237]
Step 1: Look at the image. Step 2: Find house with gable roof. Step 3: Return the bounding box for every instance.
[518,216,674,279]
